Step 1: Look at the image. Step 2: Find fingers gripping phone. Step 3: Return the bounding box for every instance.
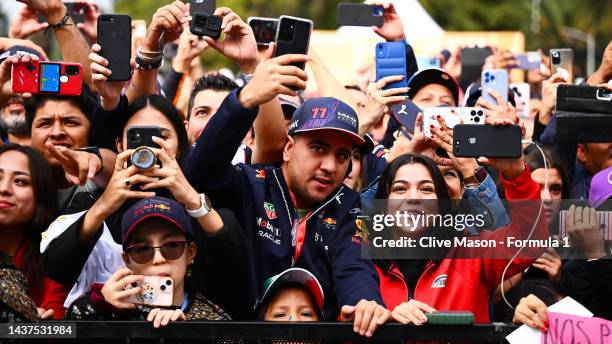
[125,276,174,307]
[12,61,83,96]
[190,0,222,39]
[248,17,279,46]
[98,14,132,81]
[550,48,574,83]
[390,98,422,136]
[422,107,486,138]
[481,69,509,105]
[453,124,522,158]
[274,16,313,71]
[337,3,383,27]
[375,42,408,91]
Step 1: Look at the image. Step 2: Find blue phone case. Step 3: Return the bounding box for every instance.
[481,69,508,105]
[375,42,408,90]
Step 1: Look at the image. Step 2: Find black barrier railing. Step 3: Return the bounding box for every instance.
[10,321,519,343]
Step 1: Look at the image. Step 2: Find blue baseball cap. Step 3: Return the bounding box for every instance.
[122,197,193,247]
[288,97,365,146]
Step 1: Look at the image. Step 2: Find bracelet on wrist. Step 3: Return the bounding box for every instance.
[44,7,72,35]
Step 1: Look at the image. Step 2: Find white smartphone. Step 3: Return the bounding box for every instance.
[125,276,174,307]
[510,82,531,119]
[423,107,486,138]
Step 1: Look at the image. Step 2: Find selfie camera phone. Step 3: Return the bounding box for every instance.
[274,16,313,71]
[481,69,509,105]
[336,3,383,27]
[453,124,522,158]
[559,210,611,240]
[248,17,279,46]
[126,276,174,307]
[515,51,541,70]
[12,61,83,96]
[550,48,574,83]
[422,107,486,138]
[375,42,408,91]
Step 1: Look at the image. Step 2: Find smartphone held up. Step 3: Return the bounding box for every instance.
[12,61,83,96]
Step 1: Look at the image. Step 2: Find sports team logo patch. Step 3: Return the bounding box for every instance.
[255,169,266,179]
[431,274,447,288]
[352,217,369,243]
[322,217,336,225]
[264,202,277,219]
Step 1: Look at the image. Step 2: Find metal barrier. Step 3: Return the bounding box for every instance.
[57,321,519,343]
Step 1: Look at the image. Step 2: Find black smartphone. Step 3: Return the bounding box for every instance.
[97,14,132,81]
[453,124,522,158]
[337,3,383,27]
[190,0,215,15]
[274,15,313,70]
[127,126,162,150]
[389,98,421,136]
[248,17,279,46]
[459,47,493,90]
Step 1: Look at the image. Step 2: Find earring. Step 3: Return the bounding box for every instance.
[186,262,194,278]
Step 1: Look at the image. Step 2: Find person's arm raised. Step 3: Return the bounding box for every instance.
[125,0,189,102]
[18,0,93,89]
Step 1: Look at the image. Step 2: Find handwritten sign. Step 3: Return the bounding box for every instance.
[542,312,611,344]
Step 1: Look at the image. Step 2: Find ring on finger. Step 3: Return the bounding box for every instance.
[125,178,131,186]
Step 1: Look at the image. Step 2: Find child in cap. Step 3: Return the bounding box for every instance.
[66,197,230,327]
[255,268,324,322]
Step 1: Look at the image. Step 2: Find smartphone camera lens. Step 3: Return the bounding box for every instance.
[278,19,296,41]
[165,280,172,286]
[66,66,79,76]
[207,15,221,29]
[131,147,157,171]
[160,285,166,291]
[551,52,560,64]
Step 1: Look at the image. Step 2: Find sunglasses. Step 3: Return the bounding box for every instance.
[125,240,188,264]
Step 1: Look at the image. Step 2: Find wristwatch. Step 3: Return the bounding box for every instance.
[185,193,211,218]
[76,146,103,175]
[463,166,487,188]
[238,73,254,85]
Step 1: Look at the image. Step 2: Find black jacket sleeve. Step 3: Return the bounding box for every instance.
[186,88,259,208]
[404,41,418,80]
[585,255,612,319]
[89,95,129,152]
[162,67,185,102]
[191,208,251,319]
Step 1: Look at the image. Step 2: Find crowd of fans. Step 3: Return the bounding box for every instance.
[0,0,610,340]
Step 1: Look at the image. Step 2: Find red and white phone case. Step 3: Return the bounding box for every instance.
[12,61,83,96]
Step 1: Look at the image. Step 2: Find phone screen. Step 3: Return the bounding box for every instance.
[40,64,60,93]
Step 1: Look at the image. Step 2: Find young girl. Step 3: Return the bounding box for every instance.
[66,196,230,327]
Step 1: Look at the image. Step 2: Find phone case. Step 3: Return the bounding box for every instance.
[126,276,174,307]
[248,17,279,46]
[127,126,162,150]
[510,83,531,119]
[375,42,408,91]
[459,47,492,89]
[190,0,216,15]
[274,16,313,70]
[422,107,485,138]
[12,61,83,96]
[453,124,522,158]
[425,311,474,325]
[390,99,422,135]
[98,14,132,81]
[515,52,541,70]
[550,49,574,82]
[337,3,383,27]
[481,69,508,105]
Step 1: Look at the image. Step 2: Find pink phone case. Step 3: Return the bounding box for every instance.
[126,276,174,307]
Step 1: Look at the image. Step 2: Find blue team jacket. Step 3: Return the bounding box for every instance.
[187,89,384,319]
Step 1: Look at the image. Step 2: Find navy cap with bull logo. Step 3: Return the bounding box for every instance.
[288,97,365,146]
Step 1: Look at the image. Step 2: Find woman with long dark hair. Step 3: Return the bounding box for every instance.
[0,144,66,319]
[372,151,548,324]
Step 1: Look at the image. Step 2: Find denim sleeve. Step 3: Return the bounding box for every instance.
[463,174,510,233]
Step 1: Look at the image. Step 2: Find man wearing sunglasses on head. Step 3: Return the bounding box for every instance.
[64,196,245,327]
